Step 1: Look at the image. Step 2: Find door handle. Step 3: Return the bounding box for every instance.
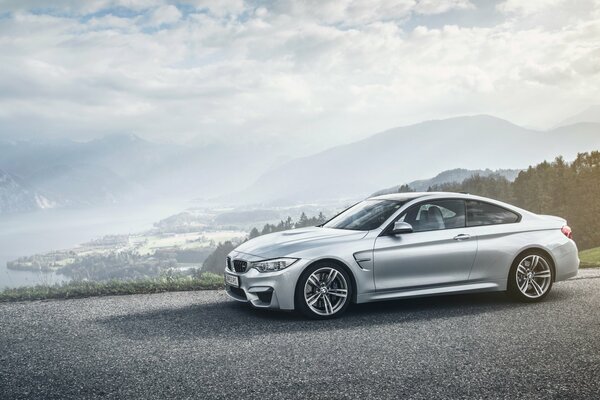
[453,234,471,241]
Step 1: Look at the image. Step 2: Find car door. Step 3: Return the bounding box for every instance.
[464,199,522,282]
[373,199,478,291]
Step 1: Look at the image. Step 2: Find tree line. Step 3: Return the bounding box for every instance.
[248,212,327,239]
[428,151,600,250]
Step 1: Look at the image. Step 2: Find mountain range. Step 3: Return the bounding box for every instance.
[0,169,54,214]
[372,168,521,196]
[239,115,600,204]
[1,110,599,214]
[557,105,600,127]
[0,135,294,213]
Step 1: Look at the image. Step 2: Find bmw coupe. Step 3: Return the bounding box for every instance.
[224,193,579,319]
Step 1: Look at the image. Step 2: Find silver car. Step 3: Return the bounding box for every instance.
[224,192,579,319]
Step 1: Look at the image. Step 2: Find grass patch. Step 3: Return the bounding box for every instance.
[0,272,224,302]
[580,247,600,269]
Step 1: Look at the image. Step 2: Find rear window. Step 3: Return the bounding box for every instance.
[466,200,519,226]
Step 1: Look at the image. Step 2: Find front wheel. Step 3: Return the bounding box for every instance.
[508,251,554,302]
[295,263,352,319]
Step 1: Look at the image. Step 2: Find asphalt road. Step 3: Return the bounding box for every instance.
[2,271,600,400]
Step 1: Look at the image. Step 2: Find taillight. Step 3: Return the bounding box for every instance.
[561,225,573,239]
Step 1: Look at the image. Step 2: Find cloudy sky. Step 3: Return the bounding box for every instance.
[0,0,599,149]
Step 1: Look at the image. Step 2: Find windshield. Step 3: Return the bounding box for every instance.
[323,199,405,231]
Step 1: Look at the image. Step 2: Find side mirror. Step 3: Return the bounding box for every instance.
[392,221,413,235]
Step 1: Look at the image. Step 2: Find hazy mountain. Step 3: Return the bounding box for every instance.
[0,134,295,212]
[239,115,600,204]
[26,163,139,207]
[557,105,600,127]
[2,113,598,213]
[0,169,55,213]
[0,136,155,210]
[372,168,521,196]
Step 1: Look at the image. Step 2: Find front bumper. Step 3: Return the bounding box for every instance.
[224,252,309,310]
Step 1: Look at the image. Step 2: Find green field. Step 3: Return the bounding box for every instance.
[0,272,224,302]
[580,247,600,268]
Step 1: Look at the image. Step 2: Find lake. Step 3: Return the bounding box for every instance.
[0,201,187,289]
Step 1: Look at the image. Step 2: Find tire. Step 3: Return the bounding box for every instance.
[508,250,554,302]
[295,262,352,319]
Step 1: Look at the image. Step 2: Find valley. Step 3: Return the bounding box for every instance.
[0,201,345,288]
[6,230,246,280]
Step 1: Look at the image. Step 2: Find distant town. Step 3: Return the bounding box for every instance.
[6,204,339,282]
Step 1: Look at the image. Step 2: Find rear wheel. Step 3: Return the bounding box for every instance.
[508,251,554,302]
[295,262,352,319]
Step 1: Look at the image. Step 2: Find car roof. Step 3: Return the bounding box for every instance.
[368,191,467,202]
[368,191,537,220]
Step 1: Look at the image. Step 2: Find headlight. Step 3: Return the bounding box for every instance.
[250,258,299,273]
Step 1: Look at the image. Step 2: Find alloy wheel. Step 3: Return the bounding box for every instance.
[303,267,348,316]
[515,255,552,299]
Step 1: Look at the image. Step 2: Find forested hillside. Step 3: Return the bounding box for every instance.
[373,168,520,196]
[427,151,600,250]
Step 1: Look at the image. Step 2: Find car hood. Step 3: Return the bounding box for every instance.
[233,226,368,259]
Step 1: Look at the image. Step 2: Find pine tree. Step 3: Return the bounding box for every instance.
[248,228,260,239]
[284,216,294,229]
[317,212,327,224]
[296,212,309,228]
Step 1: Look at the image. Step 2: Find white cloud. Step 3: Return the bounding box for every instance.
[188,0,247,16]
[497,0,564,16]
[0,0,163,14]
[0,0,598,146]
[147,4,182,26]
[263,0,475,26]
[415,0,474,15]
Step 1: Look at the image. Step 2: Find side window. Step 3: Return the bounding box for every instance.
[466,200,519,226]
[402,199,466,232]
